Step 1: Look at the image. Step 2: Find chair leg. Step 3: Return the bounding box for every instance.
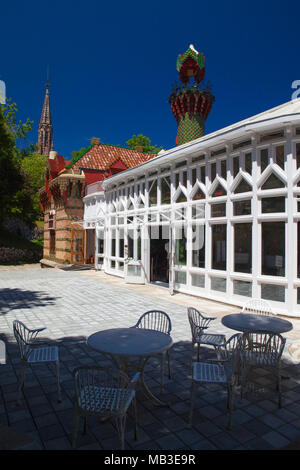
[72,410,80,449]
[133,398,138,441]
[116,415,127,450]
[17,361,27,404]
[56,360,62,402]
[160,353,165,393]
[227,384,233,430]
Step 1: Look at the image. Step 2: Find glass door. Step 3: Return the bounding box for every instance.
[71,229,85,265]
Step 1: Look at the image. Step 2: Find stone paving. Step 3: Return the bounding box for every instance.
[0,264,300,450]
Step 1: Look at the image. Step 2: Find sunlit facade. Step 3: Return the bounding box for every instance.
[83,99,300,317]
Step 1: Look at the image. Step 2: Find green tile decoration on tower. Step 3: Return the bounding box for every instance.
[169,45,215,146]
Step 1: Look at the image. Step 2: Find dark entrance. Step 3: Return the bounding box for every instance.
[150,226,169,284]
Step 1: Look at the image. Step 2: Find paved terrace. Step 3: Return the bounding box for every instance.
[0,264,300,450]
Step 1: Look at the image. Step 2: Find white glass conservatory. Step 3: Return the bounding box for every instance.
[83,99,300,317]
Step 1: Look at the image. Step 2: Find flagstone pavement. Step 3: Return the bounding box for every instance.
[0,264,300,451]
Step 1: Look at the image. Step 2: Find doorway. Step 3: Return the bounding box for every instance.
[85,229,95,264]
[149,225,169,284]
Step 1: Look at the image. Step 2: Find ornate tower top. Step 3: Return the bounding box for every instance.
[169,45,215,146]
[37,82,53,156]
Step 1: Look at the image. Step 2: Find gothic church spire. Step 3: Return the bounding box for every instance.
[37,81,53,156]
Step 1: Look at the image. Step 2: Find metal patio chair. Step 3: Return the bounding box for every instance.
[13,320,61,404]
[72,365,140,450]
[187,307,226,364]
[242,298,274,316]
[240,332,286,407]
[189,333,243,430]
[133,310,172,392]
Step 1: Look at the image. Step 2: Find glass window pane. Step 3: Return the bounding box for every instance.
[260,149,269,172]
[211,203,226,217]
[211,277,226,292]
[233,199,251,216]
[149,180,157,206]
[192,204,205,219]
[97,232,104,254]
[119,229,124,258]
[276,145,285,170]
[161,177,171,205]
[233,156,239,177]
[127,229,134,258]
[191,168,197,187]
[297,143,300,169]
[211,163,216,181]
[298,222,300,278]
[212,224,226,270]
[175,228,186,266]
[245,153,252,175]
[212,184,226,198]
[191,273,205,288]
[234,223,252,273]
[221,160,227,179]
[111,229,116,257]
[233,280,252,297]
[261,173,285,190]
[261,284,285,302]
[175,271,186,284]
[200,166,206,184]
[191,225,205,268]
[262,222,285,276]
[192,186,205,201]
[261,197,285,213]
[175,190,187,203]
[234,178,252,194]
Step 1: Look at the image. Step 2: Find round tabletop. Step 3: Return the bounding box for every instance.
[87,328,173,357]
[221,313,293,334]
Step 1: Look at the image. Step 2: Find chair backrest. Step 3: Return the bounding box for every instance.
[242,299,274,316]
[72,365,131,414]
[218,333,243,369]
[187,307,214,340]
[242,332,286,366]
[135,310,172,335]
[13,320,36,360]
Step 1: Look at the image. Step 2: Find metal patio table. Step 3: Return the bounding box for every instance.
[221,313,293,334]
[87,327,173,406]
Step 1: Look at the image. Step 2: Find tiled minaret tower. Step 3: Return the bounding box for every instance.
[37,82,53,156]
[169,45,215,146]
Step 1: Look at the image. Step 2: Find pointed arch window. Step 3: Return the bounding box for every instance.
[192,186,205,201]
[175,189,187,203]
[261,173,285,190]
[234,178,252,194]
[212,183,226,198]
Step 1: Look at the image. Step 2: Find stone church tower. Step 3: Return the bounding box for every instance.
[37,82,53,156]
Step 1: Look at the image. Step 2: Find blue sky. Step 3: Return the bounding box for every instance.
[1,0,299,158]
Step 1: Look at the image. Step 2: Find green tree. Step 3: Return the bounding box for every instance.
[70,147,88,160]
[0,98,34,225]
[126,134,163,154]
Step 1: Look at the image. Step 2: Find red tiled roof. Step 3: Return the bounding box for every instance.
[70,143,156,171]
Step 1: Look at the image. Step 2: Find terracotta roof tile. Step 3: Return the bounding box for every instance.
[69,144,156,171]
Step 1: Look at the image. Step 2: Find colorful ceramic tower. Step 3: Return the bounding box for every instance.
[37,82,53,156]
[169,45,215,145]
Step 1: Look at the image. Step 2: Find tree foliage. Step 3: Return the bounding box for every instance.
[126,134,163,154]
[0,99,43,227]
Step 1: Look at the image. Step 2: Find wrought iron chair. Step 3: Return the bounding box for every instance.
[189,333,243,430]
[242,298,274,316]
[133,310,172,392]
[72,366,140,450]
[13,320,61,404]
[187,307,226,365]
[240,332,286,407]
